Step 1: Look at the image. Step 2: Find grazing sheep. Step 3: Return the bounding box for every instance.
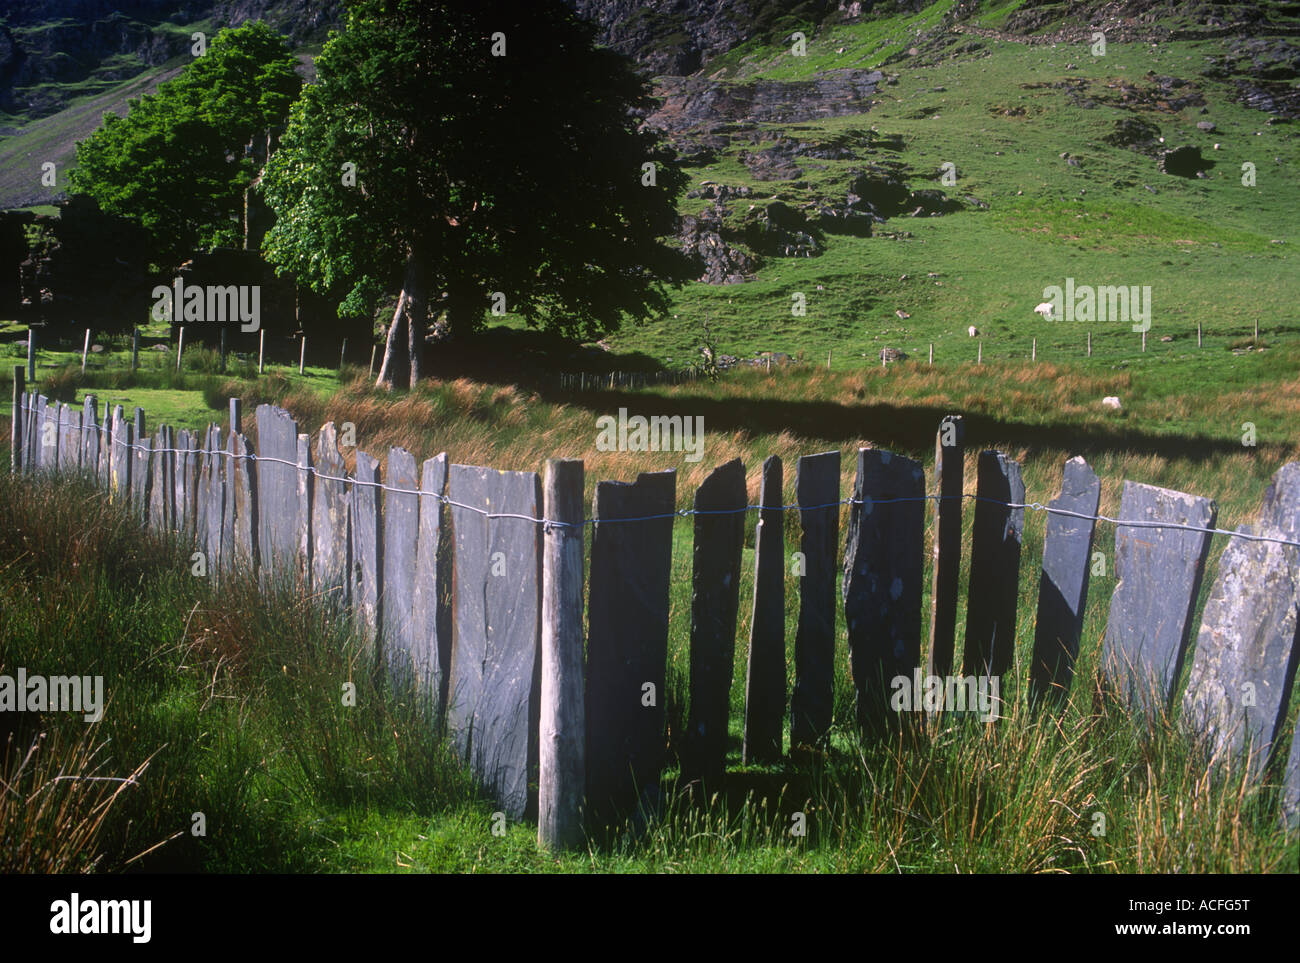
[1101,396,1122,410]
[967,325,979,337]
[1034,301,1056,320]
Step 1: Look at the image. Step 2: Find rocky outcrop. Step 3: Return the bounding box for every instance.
[650,70,886,133]
[678,208,759,284]
[1104,116,1163,154]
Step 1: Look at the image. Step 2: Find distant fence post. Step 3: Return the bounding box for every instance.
[539,458,586,850]
[928,415,964,677]
[743,455,785,765]
[11,366,23,474]
[131,327,139,372]
[27,327,35,382]
[81,329,90,373]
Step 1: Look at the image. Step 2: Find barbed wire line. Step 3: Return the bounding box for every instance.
[17,401,1300,550]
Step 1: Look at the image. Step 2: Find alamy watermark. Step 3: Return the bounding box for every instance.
[151,277,261,332]
[890,669,1001,722]
[595,407,705,463]
[0,668,103,722]
[1039,277,1152,332]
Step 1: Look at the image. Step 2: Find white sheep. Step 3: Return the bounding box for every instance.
[1034,302,1056,320]
[967,325,979,337]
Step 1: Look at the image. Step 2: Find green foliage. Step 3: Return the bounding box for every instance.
[67,22,300,264]
[260,0,694,346]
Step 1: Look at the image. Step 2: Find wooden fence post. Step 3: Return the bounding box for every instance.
[81,328,90,373]
[27,327,35,382]
[220,328,227,372]
[131,327,139,372]
[539,458,586,850]
[928,415,965,677]
[11,366,23,474]
[258,330,265,374]
[743,455,785,765]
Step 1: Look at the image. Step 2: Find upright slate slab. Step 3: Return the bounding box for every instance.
[97,402,113,489]
[1103,480,1216,716]
[446,463,543,820]
[585,470,676,828]
[1182,463,1300,781]
[131,435,152,519]
[38,397,56,471]
[962,450,1025,679]
[349,450,382,651]
[226,432,257,573]
[743,455,785,765]
[381,447,419,685]
[682,458,748,788]
[203,425,226,575]
[57,406,79,472]
[174,429,198,539]
[843,448,925,735]
[295,434,312,582]
[790,450,840,749]
[929,415,966,677]
[109,407,129,499]
[255,405,300,582]
[81,397,98,476]
[1030,456,1101,704]
[412,453,450,705]
[151,426,176,532]
[311,423,350,610]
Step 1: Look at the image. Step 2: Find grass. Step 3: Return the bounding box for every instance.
[1,469,1295,872]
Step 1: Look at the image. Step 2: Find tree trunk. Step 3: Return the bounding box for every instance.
[374,248,429,390]
[375,290,409,389]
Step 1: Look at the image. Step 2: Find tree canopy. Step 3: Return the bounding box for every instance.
[69,22,301,265]
[259,0,694,388]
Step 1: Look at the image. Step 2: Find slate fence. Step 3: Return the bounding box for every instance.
[9,371,1300,844]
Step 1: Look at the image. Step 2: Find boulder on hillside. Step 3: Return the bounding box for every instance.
[1159,145,1212,177]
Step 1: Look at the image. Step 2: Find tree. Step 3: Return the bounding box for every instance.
[68,22,300,265]
[259,0,694,389]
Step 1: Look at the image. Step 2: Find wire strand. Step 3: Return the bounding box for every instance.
[16,400,1300,549]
